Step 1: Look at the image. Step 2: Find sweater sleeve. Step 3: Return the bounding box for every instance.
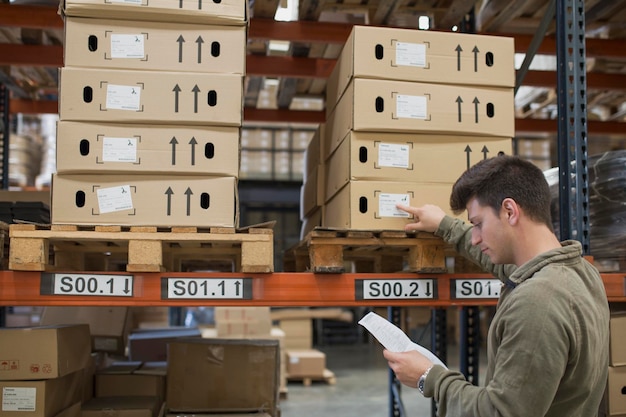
[435,215,515,280]
[426,280,572,417]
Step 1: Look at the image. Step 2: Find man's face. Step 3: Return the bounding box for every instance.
[466,197,514,265]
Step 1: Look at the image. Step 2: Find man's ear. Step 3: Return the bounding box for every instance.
[502,198,520,224]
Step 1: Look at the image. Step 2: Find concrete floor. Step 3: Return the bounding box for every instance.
[279,342,485,417]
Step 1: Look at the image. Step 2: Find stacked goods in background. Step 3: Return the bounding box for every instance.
[301,26,515,234]
[55,0,247,227]
[0,325,91,417]
[603,311,626,416]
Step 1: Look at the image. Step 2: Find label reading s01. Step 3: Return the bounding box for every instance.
[355,279,436,300]
[452,279,501,299]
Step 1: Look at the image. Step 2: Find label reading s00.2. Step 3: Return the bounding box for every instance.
[355,279,436,300]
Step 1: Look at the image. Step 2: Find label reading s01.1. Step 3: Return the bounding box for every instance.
[355,279,436,300]
[163,278,252,300]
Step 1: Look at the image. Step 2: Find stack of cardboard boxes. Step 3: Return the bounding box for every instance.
[53,0,247,227]
[0,325,91,417]
[301,26,516,233]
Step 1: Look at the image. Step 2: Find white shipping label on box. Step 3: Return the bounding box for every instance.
[378,193,410,217]
[106,84,142,110]
[110,34,145,58]
[378,143,410,168]
[395,42,426,67]
[97,185,134,213]
[396,95,427,119]
[102,137,138,162]
[2,387,36,411]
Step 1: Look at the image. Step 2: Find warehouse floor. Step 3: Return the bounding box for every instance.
[279,342,487,417]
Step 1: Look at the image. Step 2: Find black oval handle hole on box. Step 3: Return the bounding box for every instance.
[75,191,86,208]
[486,103,495,118]
[79,139,90,156]
[200,193,211,209]
[485,52,494,67]
[88,35,98,52]
[375,44,384,60]
[205,143,215,159]
[83,87,93,103]
[375,97,384,113]
[359,146,368,163]
[207,91,217,107]
[359,197,368,213]
[211,42,221,57]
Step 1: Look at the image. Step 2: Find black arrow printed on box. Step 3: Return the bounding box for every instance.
[473,97,480,123]
[177,35,185,63]
[165,187,174,215]
[456,96,463,122]
[455,44,462,71]
[185,188,193,216]
[196,36,204,64]
[465,145,472,170]
[173,85,181,112]
[473,46,479,72]
[189,137,197,165]
[170,137,178,165]
[192,85,200,113]
[482,146,490,159]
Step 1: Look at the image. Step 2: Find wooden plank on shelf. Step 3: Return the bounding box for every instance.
[8,223,274,273]
[283,228,447,273]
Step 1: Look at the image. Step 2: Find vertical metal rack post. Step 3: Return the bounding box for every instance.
[556,0,590,251]
[0,83,9,190]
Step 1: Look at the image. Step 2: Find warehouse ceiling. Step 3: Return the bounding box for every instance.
[1,0,626,149]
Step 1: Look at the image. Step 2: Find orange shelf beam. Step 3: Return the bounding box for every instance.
[0,271,623,307]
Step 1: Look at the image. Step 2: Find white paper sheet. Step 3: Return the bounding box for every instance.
[358,311,447,369]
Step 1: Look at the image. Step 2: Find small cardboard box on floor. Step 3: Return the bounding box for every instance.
[58,68,243,126]
[61,0,247,26]
[325,78,514,157]
[0,371,84,417]
[166,338,279,416]
[326,25,515,113]
[286,349,326,378]
[56,122,240,177]
[0,324,91,380]
[51,174,238,227]
[95,363,166,401]
[323,180,457,230]
[64,18,246,74]
[40,306,131,356]
[324,131,512,202]
[81,396,163,417]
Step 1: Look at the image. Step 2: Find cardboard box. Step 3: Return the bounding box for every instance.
[64,18,246,75]
[81,396,162,417]
[611,313,626,366]
[40,307,131,356]
[324,131,512,202]
[51,174,238,227]
[166,338,279,415]
[323,180,457,230]
[303,125,323,180]
[326,26,515,113]
[279,318,313,350]
[56,122,240,177]
[215,307,272,337]
[0,370,84,417]
[128,328,201,362]
[59,68,243,126]
[62,0,246,26]
[299,165,324,219]
[286,349,326,377]
[95,372,165,400]
[54,403,81,417]
[608,366,626,415]
[325,78,514,157]
[300,206,322,241]
[0,325,90,380]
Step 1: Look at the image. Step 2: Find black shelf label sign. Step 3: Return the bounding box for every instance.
[451,279,501,299]
[355,278,437,300]
[40,273,134,297]
[161,277,252,300]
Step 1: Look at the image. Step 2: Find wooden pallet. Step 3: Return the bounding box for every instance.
[287,369,336,387]
[8,223,274,273]
[283,228,448,273]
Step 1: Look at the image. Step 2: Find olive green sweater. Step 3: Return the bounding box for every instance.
[423,216,610,417]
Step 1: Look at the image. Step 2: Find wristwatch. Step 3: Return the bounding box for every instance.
[418,366,433,395]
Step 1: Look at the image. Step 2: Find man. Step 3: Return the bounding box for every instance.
[384,155,609,416]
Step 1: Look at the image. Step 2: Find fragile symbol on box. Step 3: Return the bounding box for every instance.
[0,360,19,371]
